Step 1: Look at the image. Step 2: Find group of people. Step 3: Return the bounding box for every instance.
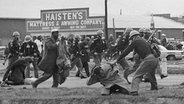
[1,31,43,85]
[88,28,168,96]
[0,29,107,88]
[0,27,169,96]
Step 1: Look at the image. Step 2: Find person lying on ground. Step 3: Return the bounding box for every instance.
[87,63,129,95]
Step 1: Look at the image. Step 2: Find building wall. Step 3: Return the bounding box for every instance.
[0,18,26,45]
[0,18,184,46]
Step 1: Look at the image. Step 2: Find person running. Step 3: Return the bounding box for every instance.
[31,29,59,88]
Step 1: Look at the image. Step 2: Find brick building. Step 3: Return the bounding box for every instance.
[0,18,27,45]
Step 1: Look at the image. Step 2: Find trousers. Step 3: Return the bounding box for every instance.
[131,54,158,92]
[33,72,58,88]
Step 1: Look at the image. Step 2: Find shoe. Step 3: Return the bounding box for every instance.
[80,75,87,79]
[160,75,168,79]
[31,82,37,88]
[150,87,158,90]
[130,91,139,96]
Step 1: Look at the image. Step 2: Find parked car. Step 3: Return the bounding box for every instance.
[158,45,183,60]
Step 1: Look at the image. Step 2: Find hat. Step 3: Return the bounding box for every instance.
[12,31,20,37]
[24,35,32,42]
[129,30,139,39]
[97,30,104,35]
[51,29,59,33]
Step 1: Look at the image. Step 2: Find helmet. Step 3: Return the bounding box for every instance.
[24,35,32,42]
[139,28,145,33]
[12,31,20,37]
[129,30,139,40]
[144,28,152,33]
[85,37,90,41]
[162,34,166,37]
[124,28,133,33]
[97,30,104,35]
[109,34,113,37]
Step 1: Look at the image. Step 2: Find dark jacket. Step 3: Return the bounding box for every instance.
[79,41,90,63]
[116,36,129,52]
[90,37,105,53]
[117,37,152,62]
[2,57,33,85]
[38,37,58,74]
[8,39,21,58]
[20,41,40,57]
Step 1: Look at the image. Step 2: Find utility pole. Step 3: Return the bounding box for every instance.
[105,0,108,40]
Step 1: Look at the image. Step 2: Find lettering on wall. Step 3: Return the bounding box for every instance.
[26,8,104,32]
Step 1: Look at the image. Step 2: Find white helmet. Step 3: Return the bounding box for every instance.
[144,28,152,33]
[24,35,32,42]
[97,30,104,35]
[162,34,166,37]
[138,28,145,33]
[129,30,139,40]
[12,31,20,37]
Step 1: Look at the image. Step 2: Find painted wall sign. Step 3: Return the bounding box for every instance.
[26,8,104,32]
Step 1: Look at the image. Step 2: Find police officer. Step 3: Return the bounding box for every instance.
[115,28,132,83]
[7,31,21,66]
[79,37,91,77]
[20,35,40,78]
[90,30,106,66]
[138,28,145,37]
[111,30,159,96]
[69,36,84,78]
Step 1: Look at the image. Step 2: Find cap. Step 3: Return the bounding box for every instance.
[129,30,139,40]
[12,31,20,37]
[51,29,59,33]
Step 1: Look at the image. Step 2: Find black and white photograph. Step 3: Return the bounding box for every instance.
[0,0,184,104]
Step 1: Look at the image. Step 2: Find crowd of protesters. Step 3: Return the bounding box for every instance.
[1,27,183,96]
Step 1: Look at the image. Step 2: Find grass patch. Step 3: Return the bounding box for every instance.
[1,85,184,104]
